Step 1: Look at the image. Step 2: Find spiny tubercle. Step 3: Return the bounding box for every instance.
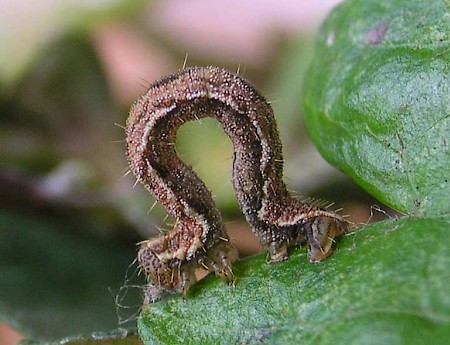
[125,66,348,302]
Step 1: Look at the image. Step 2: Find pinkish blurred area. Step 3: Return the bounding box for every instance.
[91,0,341,103]
[0,324,23,345]
[148,0,342,63]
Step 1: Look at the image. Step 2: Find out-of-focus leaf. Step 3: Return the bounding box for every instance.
[138,216,450,344]
[0,210,142,339]
[176,119,237,215]
[1,33,121,177]
[302,0,450,216]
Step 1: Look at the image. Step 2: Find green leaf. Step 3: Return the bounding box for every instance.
[302,0,450,216]
[0,210,142,339]
[138,216,450,345]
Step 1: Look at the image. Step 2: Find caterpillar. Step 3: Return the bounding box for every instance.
[125,66,348,303]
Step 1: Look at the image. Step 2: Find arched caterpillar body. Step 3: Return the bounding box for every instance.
[125,66,348,303]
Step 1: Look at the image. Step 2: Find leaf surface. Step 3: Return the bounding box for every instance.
[302,0,450,216]
[139,216,450,344]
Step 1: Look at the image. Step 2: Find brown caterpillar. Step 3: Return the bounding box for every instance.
[125,66,348,303]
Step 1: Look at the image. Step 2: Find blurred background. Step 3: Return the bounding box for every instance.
[0,0,396,343]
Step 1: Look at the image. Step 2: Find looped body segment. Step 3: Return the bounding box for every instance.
[125,66,348,303]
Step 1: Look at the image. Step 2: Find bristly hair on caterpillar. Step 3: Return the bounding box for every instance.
[125,66,349,304]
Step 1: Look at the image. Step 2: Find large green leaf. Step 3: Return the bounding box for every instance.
[302,0,450,216]
[138,216,450,344]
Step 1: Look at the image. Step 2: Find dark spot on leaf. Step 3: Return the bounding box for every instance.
[364,21,388,45]
[414,199,421,208]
